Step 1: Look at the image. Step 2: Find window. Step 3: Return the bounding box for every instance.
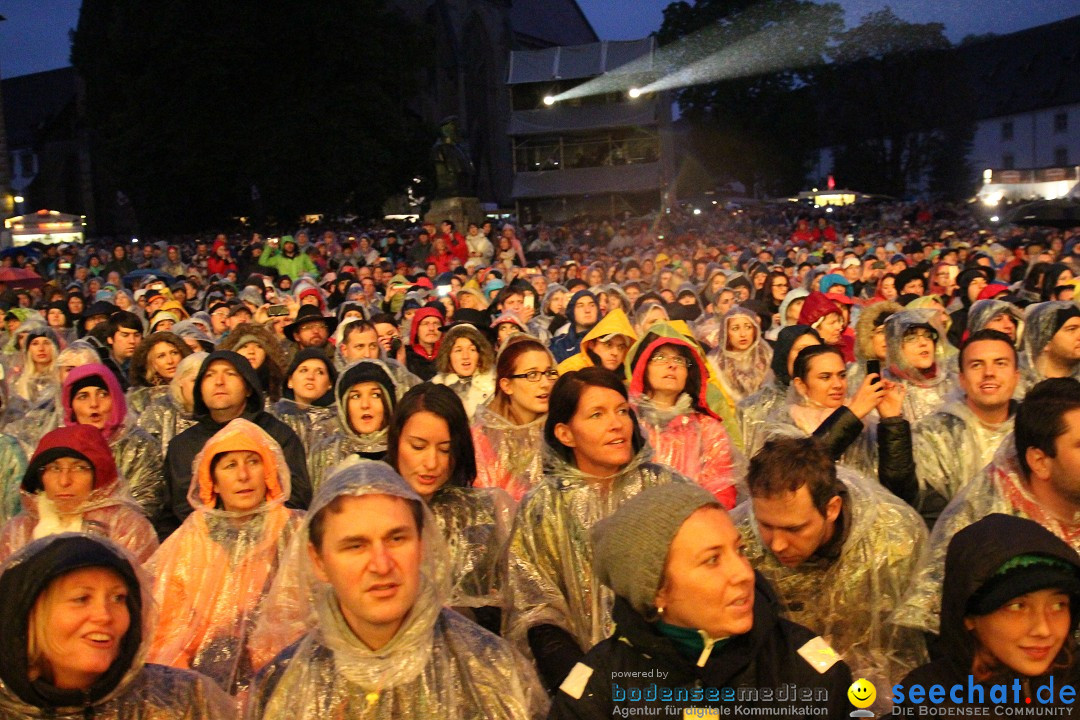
[1055,147,1069,166]
[1003,154,1014,170]
[1001,121,1014,141]
[1055,112,1068,133]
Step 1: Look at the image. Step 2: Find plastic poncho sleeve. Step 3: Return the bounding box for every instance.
[0,434,27,524]
[698,415,738,508]
[113,427,167,524]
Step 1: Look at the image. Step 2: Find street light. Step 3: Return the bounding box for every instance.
[543,95,556,106]
[628,88,642,99]
[13,195,23,204]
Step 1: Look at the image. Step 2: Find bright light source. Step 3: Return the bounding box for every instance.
[990,215,1000,222]
[981,191,1004,207]
[712,200,718,205]
[13,195,23,204]
[543,95,556,106]
[628,88,642,99]
[983,168,993,183]
[693,208,702,215]
[825,207,833,213]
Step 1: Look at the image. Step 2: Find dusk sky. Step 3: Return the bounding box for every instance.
[2,0,1078,78]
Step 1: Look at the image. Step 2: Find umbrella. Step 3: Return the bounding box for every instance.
[0,267,44,289]
[123,269,176,285]
[0,247,39,259]
[1005,199,1080,229]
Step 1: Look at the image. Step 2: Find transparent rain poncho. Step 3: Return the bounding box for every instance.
[731,467,928,707]
[270,397,336,456]
[503,442,689,658]
[428,483,515,611]
[308,359,415,491]
[893,438,1080,636]
[0,425,159,565]
[0,533,234,720]
[135,352,207,458]
[148,419,303,696]
[1018,301,1080,393]
[707,306,773,404]
[245,461,547,720]
[0,436,27,525]
[966,298,1024,337]
[910,399,1014,527]
[625,328,739,506]
[883,309,956,421]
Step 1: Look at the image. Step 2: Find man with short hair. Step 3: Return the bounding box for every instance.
[162,351,310,534]
[101,311,143,390]
[911,330,1019,526]
[249,462,545,718]
[1020,301,1080,393]
[285,305,337,353]
[896,377,1080,636]
[733,437,927,702]
[339,320,382,364]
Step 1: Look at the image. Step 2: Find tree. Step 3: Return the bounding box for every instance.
[821,8,975,199]
[658,0,844,197]
[72,0,432,233]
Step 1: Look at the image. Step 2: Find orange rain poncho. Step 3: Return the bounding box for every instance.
[147,418,302,696]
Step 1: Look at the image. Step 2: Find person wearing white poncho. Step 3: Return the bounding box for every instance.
[245,460,547,720]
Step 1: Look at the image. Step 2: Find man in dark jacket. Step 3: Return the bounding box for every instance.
[160,350,311,535]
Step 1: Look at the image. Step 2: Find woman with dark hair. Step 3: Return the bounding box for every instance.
[126,331,193,416]
[738,325,821,454]
[504,366,689,692]
[900,514,1080,711]
[430,324,496,419]
[626,325,738,506]
[756,270,791,316]
[307,358,415,490]
[472,336,557,500]
[218,322,288,404]
[388,383,513,628]
[270,349,338,453]
[0,534,232,718]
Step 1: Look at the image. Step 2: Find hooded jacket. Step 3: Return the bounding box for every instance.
[1019,301,1080,394]
[900,514,1080,709]
[149,419,303,695]
[307,358,418,491]
[270,349,338,455]
[504,442,690,683]
[549,588,853,720]
[883,309,957,421]
[163,351,311,535]
[549,290,598,363]
[246,461,547,720]
[707,306,773,404]
[555,308,637,376]
[405,306,444,380]
[258,241,318,281]
[0,534,233,719]
[0,425,159,564]
[732,468,928,707]
[895,441,1080,636]
[626,329,738,507]
[61,363,167,523]
[947,268,994,348]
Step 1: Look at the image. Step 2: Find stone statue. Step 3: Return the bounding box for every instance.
[431,116,475,198]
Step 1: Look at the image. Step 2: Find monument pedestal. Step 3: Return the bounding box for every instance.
[425,196,483,232]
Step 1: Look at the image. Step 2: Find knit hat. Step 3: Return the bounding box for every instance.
[591,483,720,617]
[967,554,1080,617]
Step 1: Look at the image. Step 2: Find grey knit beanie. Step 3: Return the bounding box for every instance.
[591,482,719,618]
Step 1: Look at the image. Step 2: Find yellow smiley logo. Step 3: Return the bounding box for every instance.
[847,678,876,709]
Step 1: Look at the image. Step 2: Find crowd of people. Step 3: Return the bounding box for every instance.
[0,200,1079,718]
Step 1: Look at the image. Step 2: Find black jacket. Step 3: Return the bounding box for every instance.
[813,406,916,502]
[549,579,853,720]
[900,514,1080,710]
[161,351,311,535]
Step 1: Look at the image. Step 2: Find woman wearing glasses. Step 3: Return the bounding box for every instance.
[472,336,558,501]
[504,366,690,692]
[883,308,957,421]
[626,324,738,507]
[0,425,158,563]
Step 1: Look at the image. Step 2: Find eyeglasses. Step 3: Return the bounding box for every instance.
[508,369,559,383]
[902,328,937,343]
[40,462,93,479]
[649,353,693,368]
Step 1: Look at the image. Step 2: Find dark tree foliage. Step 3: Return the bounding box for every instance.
[820,8,976,199]
[72,0,432,233]
[658,0,844,197]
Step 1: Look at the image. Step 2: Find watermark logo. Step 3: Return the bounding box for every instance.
[848,678,876,717]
